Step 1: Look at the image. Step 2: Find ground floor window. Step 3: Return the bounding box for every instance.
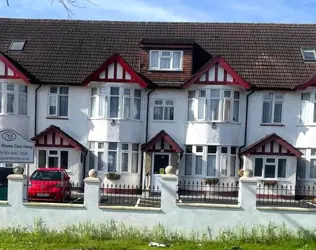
[37,149,69,169]
[297,148,316,180]
[184,145,237,177]
[89,142,140,173]
[0,163,13,168]
[254,157,286,179]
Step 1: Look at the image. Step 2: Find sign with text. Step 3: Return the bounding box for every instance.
[0,130,34,163]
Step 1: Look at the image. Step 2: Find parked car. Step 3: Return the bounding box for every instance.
[28,168,71,202]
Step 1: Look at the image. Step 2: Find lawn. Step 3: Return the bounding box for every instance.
[0,221,315,250]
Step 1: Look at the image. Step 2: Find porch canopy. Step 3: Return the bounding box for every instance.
[240,133,302,157]
[31,125,88,153]
[141,130,183,154]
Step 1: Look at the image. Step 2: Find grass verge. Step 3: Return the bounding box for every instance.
[0,220,316,249]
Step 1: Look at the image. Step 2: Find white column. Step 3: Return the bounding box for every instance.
[239,177,257,211]
[161,174,178,212]
[7,174,26,207]
[84,177,101,209]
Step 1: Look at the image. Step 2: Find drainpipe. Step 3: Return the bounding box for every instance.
[238,90,255,169]
[139,88,155,189]
[34,84,42,136]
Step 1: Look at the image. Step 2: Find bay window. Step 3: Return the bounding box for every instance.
[90,86,142,120]
[184,145,237,177]
[0,83,27,115]
[149,50,183,71]
[153,99,174,121]
[89,142,140,173]
[254,157,286,179]
[300,92,316,124]
[262,92,283,124]
[187,89,240,122]
[48,86,69,117]
[297,148,316,179]
[37,149,69,169]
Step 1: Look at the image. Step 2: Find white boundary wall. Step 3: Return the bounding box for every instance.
[1,174,316,236]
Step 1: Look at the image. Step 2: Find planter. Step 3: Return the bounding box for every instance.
[261,180,277,186]
[204,178,219,185]
[105,173,121,181]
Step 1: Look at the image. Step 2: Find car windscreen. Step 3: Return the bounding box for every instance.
[30,171,62,181]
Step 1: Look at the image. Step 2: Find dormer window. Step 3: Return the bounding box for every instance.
[149,50,183,71]
[301,48,316,61]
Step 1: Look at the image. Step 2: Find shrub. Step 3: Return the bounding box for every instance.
[105,173,121,180]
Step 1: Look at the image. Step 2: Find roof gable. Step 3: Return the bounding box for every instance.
[31,125,87,152]
[83,54,148,88]
[240,133,302,157]
[183,56,251,89]
[141,130,183,153]
[0,54,29,84]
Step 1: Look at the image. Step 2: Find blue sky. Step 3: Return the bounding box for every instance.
[1,0,316,23]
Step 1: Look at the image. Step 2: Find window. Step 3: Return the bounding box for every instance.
[37,150,68,169]
[153,100,174,121]
[48,86,69,117]
[90,86,142,120]
[0,83,27,115]
[262,92,283,124]
[301,48,316,61]
[89,142,140,173]
[184,145,237,177]
[9,40,26,51]
[254,157,286,179]
[300,92,316,124]
[187,89,240,122]
[149,50,183,71]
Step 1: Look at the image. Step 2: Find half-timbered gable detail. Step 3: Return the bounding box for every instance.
[240,133,302,157]
[183,56,251,89]
[0,55,29,83]
[83,54,149,88]
[142,130,183,154]
[32,125,87,153]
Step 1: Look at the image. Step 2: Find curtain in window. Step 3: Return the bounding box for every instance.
[254,158,263,177]
[277,159,286,178]
[18,94,27,115]
[49,96,57,115]
[98,95,106,117]
[97,152,105,171]
[310,159,316,178]
[150,51,159,68]
[7,93,14,113]
[223,99,231,121]
[153,107,163,120]
[91,96,97,117]
[121,152,129,172]
[198,98,206,120]
[185,154,192,175]
[297,158,306,179]
[123,97,131,119]
[274,102,282,123]
[300,102,310,124]
[172,52,181,69]
[207,155,216,176]
[220,154,228,176]
[233,100,239,122]
[164,107,174,120]
[195,155,202,175]
[58,95,68,116]
[133,98,141,119]
[230,156,236,176]
[210,99,219,120]
[188,99,195,121]
[108,151,117,172]
[262,101,272,123]
[131,152,138,173]
[89,152,96,170]
[313,103,316,123]
[110,96,119,118]
[160,58,171,69]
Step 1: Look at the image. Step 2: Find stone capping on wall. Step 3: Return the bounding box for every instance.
[7,174,25,180]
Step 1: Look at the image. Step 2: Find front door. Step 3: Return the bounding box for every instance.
[152,154,169,189]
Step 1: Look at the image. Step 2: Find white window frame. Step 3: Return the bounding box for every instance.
[299,92,316,125]
[301,48,316,61]
[90,85,142,120]
[253,156,287,180]
[184,145,238,178]
[0,82,28,115]
[37,149,69,169]
[187,89,240,122]
[89,142,140,174]
[48,86,69,117]
[149,50,183,71]
[120,143,129,173]
[153,99,175,121]
[261,92,284,124]
[297,149,316,180]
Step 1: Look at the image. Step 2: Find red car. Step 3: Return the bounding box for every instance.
[28,168,71,202]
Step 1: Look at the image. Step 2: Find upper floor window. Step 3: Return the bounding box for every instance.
[153,99,174,121]
[149,50,183,71]
[184,145,237,177]
[300,92,316,124]
[91,86,142,120]
[301,48,316,61]
[0,83,27,115]
[262,92,283,124]
[188,89,240,122]
[48,86,69,117]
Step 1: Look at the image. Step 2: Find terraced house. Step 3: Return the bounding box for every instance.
[1,18,316,191]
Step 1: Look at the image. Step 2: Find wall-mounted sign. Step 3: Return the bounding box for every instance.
[0,130,34,163]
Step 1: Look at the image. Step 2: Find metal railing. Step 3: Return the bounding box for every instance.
[99,184,161,208]
[177,181,239,205]
[257,184,316,208]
